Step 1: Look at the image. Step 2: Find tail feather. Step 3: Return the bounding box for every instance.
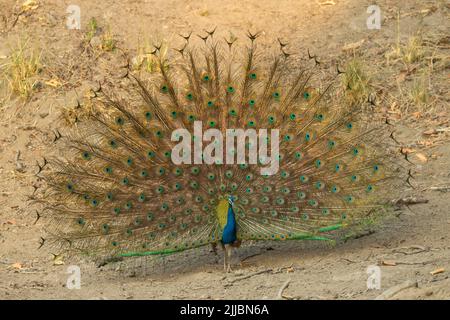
[35,31,405,258]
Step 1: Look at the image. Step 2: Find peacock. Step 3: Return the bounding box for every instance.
[34,30,404,272]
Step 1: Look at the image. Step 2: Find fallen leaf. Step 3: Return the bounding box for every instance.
[21,0,39,12]
[45,79,62,88]
[423,129,437,135]
[381,260,397,266]
[342,39,365,52]
[11,262,23,269]
[401,147,415,155]
[411,111,422,119]
[53,254,65,265]
[415,153,428,163]
[430,268,445,275]
[318,0,336,5]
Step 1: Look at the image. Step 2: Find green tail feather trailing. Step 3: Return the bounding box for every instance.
[34,30,404,262]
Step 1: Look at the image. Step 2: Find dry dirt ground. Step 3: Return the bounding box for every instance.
[0,0,449,299]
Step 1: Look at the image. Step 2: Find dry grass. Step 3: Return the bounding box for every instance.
[132,38,169,73]
[84,18,116,52]
[1,38,42,99]
[385,11,424,66]
[342,58,371,104]
[380,8,448,119]
[402,36,423,65]
[101,26,117,52]
[409,74,430,106]
[86,17,99,42]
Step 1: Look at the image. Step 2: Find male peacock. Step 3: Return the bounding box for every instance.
[34,30,403,272]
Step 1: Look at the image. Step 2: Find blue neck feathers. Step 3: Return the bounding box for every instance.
[221,198,237,244]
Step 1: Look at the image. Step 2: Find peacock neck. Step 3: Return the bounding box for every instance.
[226,203,236,226]
[216,197,237,244]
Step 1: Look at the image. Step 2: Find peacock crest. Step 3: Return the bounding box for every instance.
[33,29,404,271]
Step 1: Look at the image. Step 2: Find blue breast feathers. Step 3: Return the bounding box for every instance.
[221,200,237,244]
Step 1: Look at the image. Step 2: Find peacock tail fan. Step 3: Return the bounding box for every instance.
[34,30,406,260]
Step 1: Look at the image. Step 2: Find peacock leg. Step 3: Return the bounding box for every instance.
[225,244,233,272]
[223,246,228,272]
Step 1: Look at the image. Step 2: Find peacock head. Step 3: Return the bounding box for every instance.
[215,195,236,228]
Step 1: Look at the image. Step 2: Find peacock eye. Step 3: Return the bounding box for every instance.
[109,140,117,148]
[125,201,133,209]
[315,159,322,168]
[82,151,91,160]
[140,169,148,177]
[115,117,124,125]
[305,133,311,141]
